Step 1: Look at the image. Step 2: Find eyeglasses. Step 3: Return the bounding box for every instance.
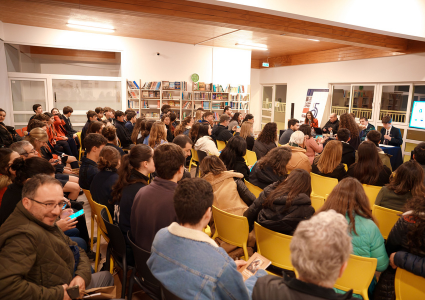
[28,198,67,210]
[22,149,37,157]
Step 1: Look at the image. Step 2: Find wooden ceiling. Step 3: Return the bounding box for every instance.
[1,0,425,68]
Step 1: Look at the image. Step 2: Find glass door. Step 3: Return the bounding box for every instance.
[9,78,48,129]
[377,84,412,124]
[350,84,376,121]
[274,85,287,134]
[261,85,274,129]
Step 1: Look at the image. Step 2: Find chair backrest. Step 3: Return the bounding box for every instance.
[310,195,325,212]
[310,173,338,198]
[395,268,425,300]
[343,163,348,171]
[190,148,199,162]
[160,282,184,300]
[197,150,208,164]
[88,193,112,234]
[216,140,226,151]
[254,222,294,271]
[244,179,263,198]
[372,205,402,239]
[101,208,127,261]
[76,131,82,145]
[16,127,25,137]
[83,189,97,219]
[363,184,382,208]
[212,205,249,248]
[244,150,257,166]
[334,254,377,300]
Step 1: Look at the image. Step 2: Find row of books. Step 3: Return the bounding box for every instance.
[127,100,140,109]
[144,112,160,118]
[142,82,161,90]
[229,85,247,93]
[142,100,160,108]
[142,91,160,98]
[212,94,229,100]
[163,81,182,90]
[193,93,211,100]
[182,101,192,109]
[212,102,229,110]
[162,100,180,107]
[230,94,250,101]
[127,80,140,89]
[128,90,139,99]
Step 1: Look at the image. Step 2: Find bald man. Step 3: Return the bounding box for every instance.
[322,113,340,134]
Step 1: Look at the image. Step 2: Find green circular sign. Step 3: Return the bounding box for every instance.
[191,73,199,82]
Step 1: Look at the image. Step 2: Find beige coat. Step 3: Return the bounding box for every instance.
[284,144,312,173]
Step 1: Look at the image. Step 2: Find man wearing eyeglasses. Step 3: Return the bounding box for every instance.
[9,140,38,158]
[0,174,115,300]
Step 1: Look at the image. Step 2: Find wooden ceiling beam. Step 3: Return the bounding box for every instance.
[49,0,408,51]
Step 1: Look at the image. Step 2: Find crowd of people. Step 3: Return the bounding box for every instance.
[0,103,424,300]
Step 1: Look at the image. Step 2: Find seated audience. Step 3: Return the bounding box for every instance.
[339,113,360,150]
[29,103,43,121]
[161,114,174,142]
[0,175,115,299]
[51,108,78,157]
[188,122,201,144]
[243,113,254,124]
[365,130,393,171]
[160,104,171,118]
[304,110,318,128]
[0,108,22,148]
[228,112,242,130]
[45,112,73,156]
[140,119,155,145]
[201,155,255,216]
[347,141,392,186]
[299,124,324,164]
[79,133,107,190]
[240,121,255,151]
[195,108,204,122]
[249,147,292,189]
[90,146,120,215]
[194,123,219,156]
[322,113,340,135]
[81,110,98,148]
[131,143,184,250]
[201,111,214,127]
[103,106,115,124]
[252,210,354,300]
[380,115,403,146]
[60,106,78,137]
[212,114,240,142]
[413,142,425,185]
[174,116,194,136]
[312,140,347,181]
[114,110,133,148]
[318,177,389,297]
[0,149,20,204]
[131,118,145,144]
[244,169,314,234]
[284,131,311,173]
[94,106,103,121]
[172,134,192,180]
[253,122,278,160]
[148,178,265,299]
[223,105,232,117]
[125,110,137,134]
[9,140,38,159]
[359,117,375,142]
[279,118,299,145]
[148,121,168,149]
[219,136,250,181]
[375,160,425,211]
[87,120,105,135]
[102,125,125,156]
[170,112,178,129]
[336,128,356,167]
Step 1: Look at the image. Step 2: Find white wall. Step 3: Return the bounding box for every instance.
[251,53,425,131]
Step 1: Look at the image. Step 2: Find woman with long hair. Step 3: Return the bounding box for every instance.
[111,145,154,243]
[161,114,174,142]
[249,146,292,189]
[44,112,74,156]
[90,146,120,215]
[375,160,425,211]
[148,121,167,149]
[347,141,391,186]
[244,169,314,234]
[102,126,124,156]
[0,108,22,148]
[228,112,242,130]
[318,177,389,296]
[194,123,219,156]
[131,118,145,144]
[304,110,318,128]
[340,113,360,150]
[240,121,255,151]
[219,135,250,181]
[174,116,193,136]
[195,109,204,122]
[0,149,20,204]
[242,113,254,124]
[312,140,347,181]
[299,124,324,164]
[140,119,155,145]
[188,122,201,145]
[253,122,277,160]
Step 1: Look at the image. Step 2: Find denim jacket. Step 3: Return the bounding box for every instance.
[147,223,265,299]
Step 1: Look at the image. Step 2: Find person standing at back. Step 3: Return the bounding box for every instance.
[380,115,403,146]
[279,119,299,145]
[95,107,104,122]
[131,143,185,251]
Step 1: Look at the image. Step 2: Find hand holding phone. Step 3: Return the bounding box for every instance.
[68,209,84,220]
[66,285,80,300]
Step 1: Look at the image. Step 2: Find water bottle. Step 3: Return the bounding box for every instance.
[330,129,333,138]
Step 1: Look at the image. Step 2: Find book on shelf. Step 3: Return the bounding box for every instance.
[199,82,205,91]
[127,81,137,89]
[133,81,140,89]
[128,90,138,98]
[175,82,181,90]
[163,81,170,89]
[238,253,271,281]
[202,101,210,110]
[213,112,219,120]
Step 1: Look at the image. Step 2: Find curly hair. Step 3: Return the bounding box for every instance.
[405,196,425,254]
[339,113,359,139]
[98,146,120,170]
[257,146,292,177]
[102,125,117,143]
[174,116,192,137]
[257,122,277,144]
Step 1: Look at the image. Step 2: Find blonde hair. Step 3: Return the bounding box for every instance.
[240,121,253,139]
[25,128,48,150]
[291,210,352,286]
[315,140,342,174]
[148,121,167,149]
[195,110,204,121]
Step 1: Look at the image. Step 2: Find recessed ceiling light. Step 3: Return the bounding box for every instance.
[67,20,115,33]
[235,42,268,50]
[308,39,320,42]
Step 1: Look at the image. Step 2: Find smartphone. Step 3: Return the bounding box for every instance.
[68,209,84,220]
[250,161,257,171]
[237,126,240,129]
[66,285,80,300]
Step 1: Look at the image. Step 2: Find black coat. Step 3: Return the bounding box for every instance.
[346,164,391,186]
[249,164,285,189]
[90,169,119,216]
[380,126,403,146]
[165,124,174,143]
[0,123,22,148]
[223,155,250,182]
[252,140,277,160]
[61,115,77,135]
[341,142,356,167]
[115,120,133,148]
[244,181,315,234]
[322,119,340,134]
[245,136,255,151]
[79,157,99,190]
[312,162,347,181]
[211,124,238,142]
[0,183,23,226]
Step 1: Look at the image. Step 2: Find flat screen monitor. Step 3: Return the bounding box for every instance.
[409,101,425,130]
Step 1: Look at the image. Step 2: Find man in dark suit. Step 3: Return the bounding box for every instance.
[114,110,133,148]
[61,106,77,137]
[380,115,403,146]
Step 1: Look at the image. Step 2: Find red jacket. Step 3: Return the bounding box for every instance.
[53,115,68,137]
[305,118,318,128]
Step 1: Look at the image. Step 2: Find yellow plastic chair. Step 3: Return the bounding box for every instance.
[244,179,263,198]
[363,184,383,208]
[254,222,294,275]
[334,254,377,300]
[212,206,250,260]
[188,148,200,176]
[244,150,257,167]
[310,195,325,212]
[372,205,402,239]
[83,189,96,251]
[76,131,84,161]
[395,268,425,300]
[310,173,338,199]
[217,140,226,151]
[203,225,212,237]
[343,163,348,171]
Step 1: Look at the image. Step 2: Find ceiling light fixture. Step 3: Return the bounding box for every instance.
[308,39,320,42]
[235,42,268,51]
[67,20,115,33]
